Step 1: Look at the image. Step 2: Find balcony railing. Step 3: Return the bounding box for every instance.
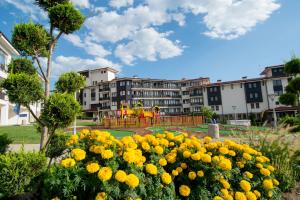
[0,64,7,72]
[132,95,181,98]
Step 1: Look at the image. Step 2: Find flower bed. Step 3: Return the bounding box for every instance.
[45,129,280,200]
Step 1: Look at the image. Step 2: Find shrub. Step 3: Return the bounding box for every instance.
[0,134,13,154]
[44,130,280,200]
[280,115,300,132]
[0,150,47,197]
[46,133,69,159]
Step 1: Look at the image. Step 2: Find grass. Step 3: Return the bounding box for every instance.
[0,125,134,144]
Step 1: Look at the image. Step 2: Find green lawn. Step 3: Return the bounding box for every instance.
[0,125,134,144]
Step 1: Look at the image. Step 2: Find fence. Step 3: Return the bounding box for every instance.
[102,115,203,129]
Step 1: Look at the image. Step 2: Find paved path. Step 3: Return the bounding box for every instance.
[9,144,40,152]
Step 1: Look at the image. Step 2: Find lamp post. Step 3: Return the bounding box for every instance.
[268,94,277,129]
[232,106,237,124]
[73,91,77,135]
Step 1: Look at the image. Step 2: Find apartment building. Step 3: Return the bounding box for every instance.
[0,32,41,125]
[78,64,295,122]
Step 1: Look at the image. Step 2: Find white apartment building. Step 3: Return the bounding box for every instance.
[0,32,41,125]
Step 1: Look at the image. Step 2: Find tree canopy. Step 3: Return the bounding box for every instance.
[8,58,37,75]
[55,72,85,94]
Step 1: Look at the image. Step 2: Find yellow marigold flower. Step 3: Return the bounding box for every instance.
[51,197,60,200]
[256,163,263,169]
[240,180,251,192]
[101,149,114,159]
[268,191,273,197]
[228,150,236,156]
[197,170,204,177]
[219,147,229,155]
[201,154,211,163]
[179,185,191,197]
[145,164,157,175]
[80,129,89,139]
[243,171,253,179]
[213,196,223,200]
[125,173,139,188]
[253,190,261,198]
[191,152,201,161]
[98,167,112,182]
[141,142,151,151]
[203,136,212,143]
[176,167,183,173]
[67,134,79,145]
[86,162,100,173]
[221,189,228,196]
[172,170,179,176]
[161,172,172,184]
[159,158,167,166]
[212,156,220,162]
[71,149,86,161]
[237,161,245,168]
[260,168,271,176]
[246,192,257,200]
[220,179,230,189]
[256,156,264,163]
[154,146,164,155]
[267,165,275,172]
[115,170,127,182]
[169,142,175,147]
[183,150,191,158]
[272,179,279,186]
[242,153,252,161]
[188,171,197,180]
[234,192,246,200]
[95,192,106,200]
[61,158,76,168]
[263,179,274,190]
[219,158,232,170]
[180,163,187,169]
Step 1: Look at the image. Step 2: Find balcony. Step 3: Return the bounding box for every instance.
[0,92,5,100]
[0,63,7,72]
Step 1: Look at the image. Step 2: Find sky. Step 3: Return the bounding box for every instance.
[1,0,300,83]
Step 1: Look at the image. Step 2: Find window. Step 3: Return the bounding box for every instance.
[91,89,96,101]
[92,81,97,86]
[83,93,86,98]
[83,101,86,106]
[120,91,125,96]
[211,106,215,110]
[111,102,117,106]
[210,97,214,101]
[112,92,117,97]
[120,81,126,86]
[251,103,255,109]
[275,90,283,96]
[240,83,243,88]
[248,83,252,89]
[215,96,218,101]
[250,93,253,99]
[254,93,258,98]
[231,84,234,89]
[214,87,217,92]
[253,83,257,88]
[127,91,131,95]
[0,50,6,71]
[273,80,282,86]
[256,103,260,108]
[215,105,219,111]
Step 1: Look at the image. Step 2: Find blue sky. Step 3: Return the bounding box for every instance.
[1,0,300,83]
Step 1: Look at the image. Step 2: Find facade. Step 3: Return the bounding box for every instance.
[78,65,295,122]
[0,32,41,125]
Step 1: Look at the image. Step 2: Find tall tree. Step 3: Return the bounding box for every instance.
[2,0,85,150]
[279,57,300,114]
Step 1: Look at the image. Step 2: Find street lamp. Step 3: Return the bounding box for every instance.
[232,106,237,125]
[268,94,277,129]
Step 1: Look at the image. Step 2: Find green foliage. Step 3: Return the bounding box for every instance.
[35,0,69,10]
[280,115,300,132]
[201,106,214,121]
[12,22,50,57]
[40,93,81,132]
[8,58,36,75]
[49,3,85,34]
[284,57,300,76]
[0,134,13,154]
[55,72,85,94]
[46,133,69,159]
[279,93,296,106]
[0,150,47,197]
[288,77,300,93]
[1,73,44,106]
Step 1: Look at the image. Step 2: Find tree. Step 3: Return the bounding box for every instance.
[201,106,215,122]
[55,72,85,94]
[3,0,85,150]
[279,57,300,114]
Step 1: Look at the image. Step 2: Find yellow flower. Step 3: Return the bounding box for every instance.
[183,150,191,158]
[234,192,246,200]
[115,170,127,182]
[213,196,223,200]
[188,171,197,180]
[145,164,157,175]
[203,136,212,143]
[180,163,187,169]
[219,158,232,171]
[240,180,251,192]
[71,149,86,161]
[253,190,261,198]
[98,167,112,182]
[256,163,263,169]
[95,192,106,200]
[179,185,191,197]
[260,168,271,176]
[67,134,79,145]
[219,147,229,155]
[51,197,60,200]
[161,172,172,184]
[263,179,274,190]
[61,158,76,168]
[197,170,204,177]
[172,170,179,176]
[272,179,279,186]
[243,171,253,179]
[191,152,201,161]
[141,142,151,151]
[86,163,100,173]
[101,149,114,159]
[221,189,228,196]
[80,129,89,139]
[159,158,167,166]
[176,167,183,173]
[154,146,164,155]
[267,165,275,172]
[201,154,211,163]
[125,173,139,188]
[242,153,252,161]
[228,150,236,156]
[246,192,257,200]
[268,191,273,197]
[220,179,230,189]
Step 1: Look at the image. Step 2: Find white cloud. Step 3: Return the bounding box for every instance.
[71,0,90,8]
[109,0,134,9]
[64,34,111,57]
[3,0,47,21]
[115,28,183,65]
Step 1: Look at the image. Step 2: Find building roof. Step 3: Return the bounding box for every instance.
[260,64,284,75]
[0,31,20,56]
[78,67,119,74]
